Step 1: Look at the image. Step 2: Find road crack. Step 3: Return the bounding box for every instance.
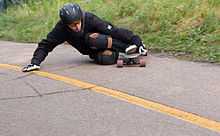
[11,73,34,80]
[0,88,88,101]
[24,81,42,97]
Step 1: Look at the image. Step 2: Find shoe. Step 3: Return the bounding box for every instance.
[22,64,40,72]
[125,45,137,54]
[139,46,148,56]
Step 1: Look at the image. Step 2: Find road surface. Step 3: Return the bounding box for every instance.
[0,41,220,136]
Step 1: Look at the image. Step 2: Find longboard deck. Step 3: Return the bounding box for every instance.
[117,53,146,67]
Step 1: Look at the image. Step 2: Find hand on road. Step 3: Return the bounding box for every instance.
[22,64,40,72]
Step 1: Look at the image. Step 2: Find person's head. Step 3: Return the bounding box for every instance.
[59,3,83,32]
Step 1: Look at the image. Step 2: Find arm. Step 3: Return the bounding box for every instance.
[22,21,67,72]
[31,21,67,65]
[90,13,144,47]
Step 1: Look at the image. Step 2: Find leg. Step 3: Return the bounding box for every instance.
[85,33,137,54]
[85,33,119,65]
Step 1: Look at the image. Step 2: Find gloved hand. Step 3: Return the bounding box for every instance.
[22,64,40,72]
[138,42,148,56]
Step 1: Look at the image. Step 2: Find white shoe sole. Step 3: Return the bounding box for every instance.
[125,45,137,54]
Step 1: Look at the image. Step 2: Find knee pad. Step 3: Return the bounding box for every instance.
[86,33,112,50]
[95,50,119,65]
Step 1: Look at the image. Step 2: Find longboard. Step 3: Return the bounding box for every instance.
[116,53,146,68]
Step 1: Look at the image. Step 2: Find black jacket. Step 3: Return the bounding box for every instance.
[31,12,143,65]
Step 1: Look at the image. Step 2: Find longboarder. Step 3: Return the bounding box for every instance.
[22,3,147,72]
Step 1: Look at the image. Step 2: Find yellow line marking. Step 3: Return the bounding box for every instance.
[1,63,220,133]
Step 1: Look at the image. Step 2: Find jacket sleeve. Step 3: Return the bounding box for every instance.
[90,13,143,47]
[31,22,67,65]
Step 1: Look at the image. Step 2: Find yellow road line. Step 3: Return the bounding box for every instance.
[1,63,220,133]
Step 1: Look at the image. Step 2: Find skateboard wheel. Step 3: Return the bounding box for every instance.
[139,59,146,67]
[117,59,123,68]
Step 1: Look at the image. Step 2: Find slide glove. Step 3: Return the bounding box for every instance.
[22,64,40,72]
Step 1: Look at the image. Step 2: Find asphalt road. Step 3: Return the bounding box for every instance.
[0,41,220,136]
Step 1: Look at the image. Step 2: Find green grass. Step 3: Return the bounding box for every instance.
[0,0,220,63]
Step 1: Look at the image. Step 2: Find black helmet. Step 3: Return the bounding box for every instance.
[59,3,82,24]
